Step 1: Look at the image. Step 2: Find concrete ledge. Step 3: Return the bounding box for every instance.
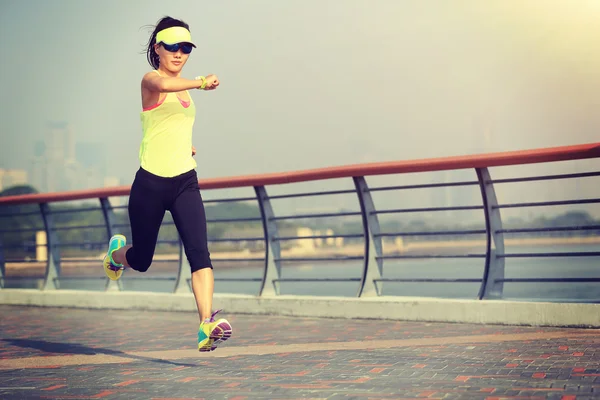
[1,289,599,328]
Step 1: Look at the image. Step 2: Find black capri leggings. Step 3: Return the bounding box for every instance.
[125,167,212,273]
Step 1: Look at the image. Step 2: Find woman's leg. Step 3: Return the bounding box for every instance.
[170,183,214,321]
[111,186,164,272]
[170,178,232,351]
[104,169,166,279]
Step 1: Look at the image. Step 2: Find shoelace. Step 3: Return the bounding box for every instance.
[205,309,223,323]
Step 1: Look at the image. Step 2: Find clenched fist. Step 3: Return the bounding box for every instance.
[199,74,219,90]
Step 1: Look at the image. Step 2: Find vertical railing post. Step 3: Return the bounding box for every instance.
[254,185,281,296]
[40,203,61,291]
[0,237,5,289]
[100,197,122,291]
[476,168,505,299]
[174,235,192,293]
[353,176,383,297]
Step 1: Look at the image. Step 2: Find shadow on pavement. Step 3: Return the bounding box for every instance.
[2,338,199,367]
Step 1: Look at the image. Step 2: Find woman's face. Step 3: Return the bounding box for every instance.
[155,42,192,74]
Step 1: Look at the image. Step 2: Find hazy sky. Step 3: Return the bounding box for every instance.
[1,0,599,216]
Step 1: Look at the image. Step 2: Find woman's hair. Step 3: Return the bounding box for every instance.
[144,16,191,69]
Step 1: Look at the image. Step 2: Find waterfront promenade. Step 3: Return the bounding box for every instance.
[1,305,599,399]
[1,143,599,398]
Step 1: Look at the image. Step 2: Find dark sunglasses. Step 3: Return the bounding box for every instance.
[160,42,193,54]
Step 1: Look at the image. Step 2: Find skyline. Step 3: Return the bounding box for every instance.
[0,0,599,217]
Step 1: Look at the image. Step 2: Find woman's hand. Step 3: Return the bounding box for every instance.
[203,74,219,90]
[192,146,196,156]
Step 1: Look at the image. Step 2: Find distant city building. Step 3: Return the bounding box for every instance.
[76,141,108,176]
[31,121,74,192]
[30,121,107,193]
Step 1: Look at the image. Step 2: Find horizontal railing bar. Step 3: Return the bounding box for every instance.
[375,205,483,214]
[0,211,41,218]
[497,278,600,283]
[376,229,486,237]
[1,142,598,204]
[0,227,44,234]
[499,225,600,234]
[272,278,362,282]
[491,171,600,184]
[270,211,361,221]
[499,252,600,258]
[111,205,128,209]
[30,258,178,264]
[2,259,43,263]
[206,217,262,223]
[369,180,479,192]
[55,242,107,248]
[203,196,257,204]
[121,276,176,281]
[267,189,356,200]
[374,278,482,283]
[273,233,364,241]
[55,276,107,280]
[0,253,364,263]
[215,278,263,282]
[1,277,45,281]
[208,237,265,243]
[48,207,102,215]
[0,243,46,249]
[275,256,363,262]
[53,224,106,231]
[496,198,600,209]
[377,254,486,259]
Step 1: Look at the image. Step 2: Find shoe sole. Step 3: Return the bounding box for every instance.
[198,320,232,352]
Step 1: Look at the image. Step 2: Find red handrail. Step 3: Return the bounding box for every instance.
[1,142,599,206]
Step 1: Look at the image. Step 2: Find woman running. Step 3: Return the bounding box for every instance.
[102,16,232,352]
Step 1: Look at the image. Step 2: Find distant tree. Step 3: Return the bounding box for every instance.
[0,185,38,197]
[0,185,40,259]
[205,202,260,221]
[0,184,40,217]
[550,211,595,227]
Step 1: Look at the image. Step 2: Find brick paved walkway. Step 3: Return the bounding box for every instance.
[0,305,599,399]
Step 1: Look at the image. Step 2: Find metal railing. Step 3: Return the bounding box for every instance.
[1,142,599,301]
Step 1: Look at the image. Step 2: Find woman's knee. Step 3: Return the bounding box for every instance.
[188,249,213,273]
[132,259,153,272]
[127,249,154,272]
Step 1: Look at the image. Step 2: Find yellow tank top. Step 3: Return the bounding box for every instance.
[139,71,197,177]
